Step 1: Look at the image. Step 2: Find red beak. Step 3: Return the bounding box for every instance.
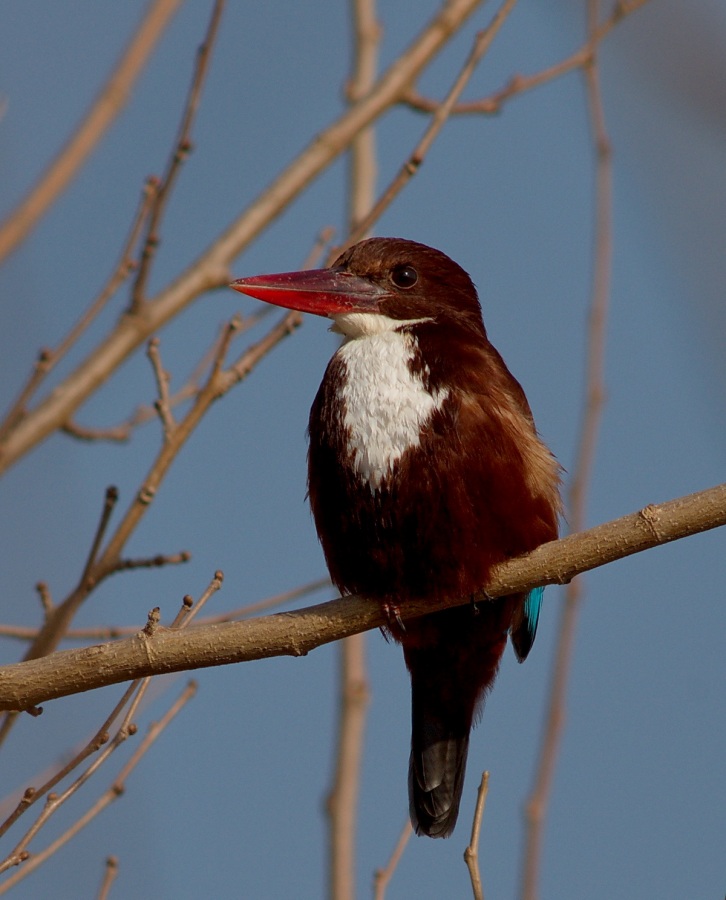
[230,268,387,317]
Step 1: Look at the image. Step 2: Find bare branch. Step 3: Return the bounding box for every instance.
[0,0,183,263]
[35,582,53,618]
[179,570,224,628]
[401,0,652,116]
[326,632,370,900]
[464,771,490,900]
[0,681,196,893]
[211,576,332,623]
[81,486,120,587]
[345,0,518,249]
[130,0,226,310]
[61,421,134,444]
[62,305,271,445]
[110,550,191,576]
[0,583,207,886]
[0,483,723,712]
[0,577,330,643]
[147,338,176,438]
[0,0,485,477]
[346,0,381,235]
[327,4,380,895]
[0,177,158,444]
[0,679,141,841]
[97,856,120,900]
[0,309,295,731]
[0,350,53,444]
[11,213,322,458]
[520,5,613,896]
[373,821,412,900]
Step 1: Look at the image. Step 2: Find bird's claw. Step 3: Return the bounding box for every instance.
[470,590,492,616]
[383,601,406,633]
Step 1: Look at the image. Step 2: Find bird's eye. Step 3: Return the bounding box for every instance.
[390,265,418,289]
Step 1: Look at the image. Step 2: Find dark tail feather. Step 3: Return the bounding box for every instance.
[403,602,513,838]
[408,680,471,838]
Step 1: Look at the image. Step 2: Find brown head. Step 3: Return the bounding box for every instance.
[231,237,487,339]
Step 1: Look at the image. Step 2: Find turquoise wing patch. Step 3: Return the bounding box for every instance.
[511,585,545,662]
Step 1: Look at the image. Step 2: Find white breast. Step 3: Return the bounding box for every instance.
[334,313,449,490]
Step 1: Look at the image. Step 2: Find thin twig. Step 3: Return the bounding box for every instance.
[71,312,292,599]
[520,3,613,897]
[0,177,159,443]
[60,421,135,443]
[401,0,652,117]
[110,550,191,576]
[0,485,122,749]
[0,676,143,842]
[62,305,270,445]
[129,0,226,310]
[0,577,330,643]
[0,0,183,263]
[35,583,53,618]
[372,821,412,900]
[80,487,120,587]
[202,575,332,622]
[344,0,519,250]
[147,338,176,438]
[0,583,208,881]
[46,178,158,378]
[178,570,224,628]
[14,316,241,661]
[0,350,52,444]
[464,771,490,900]
[346,0,381,235]
[97,856,120,900]
[0,681,197,893]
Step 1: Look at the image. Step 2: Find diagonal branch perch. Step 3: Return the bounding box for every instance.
[0,482,723,711]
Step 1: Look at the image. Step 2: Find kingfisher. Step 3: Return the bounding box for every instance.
[231,237,561,838]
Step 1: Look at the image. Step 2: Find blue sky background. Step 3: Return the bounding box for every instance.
[0,2,724,898]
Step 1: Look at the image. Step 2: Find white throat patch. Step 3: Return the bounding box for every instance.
[334,313,448,490]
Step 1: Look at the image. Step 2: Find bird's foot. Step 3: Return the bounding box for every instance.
[382,601,406,633]
[470,590,492,615]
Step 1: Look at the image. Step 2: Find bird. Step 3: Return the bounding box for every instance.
[231,237,561,838]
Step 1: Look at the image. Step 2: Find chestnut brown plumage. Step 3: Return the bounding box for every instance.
[232,238,561,837]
